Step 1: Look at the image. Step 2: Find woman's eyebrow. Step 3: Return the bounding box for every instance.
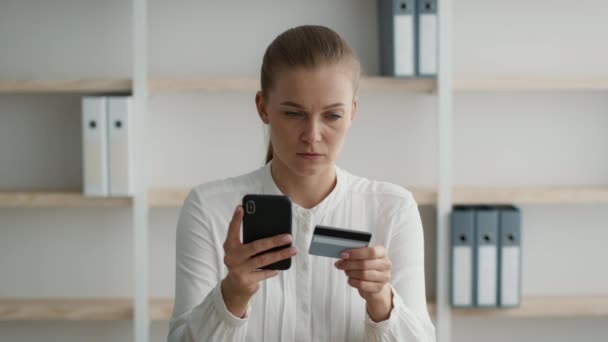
[279,101,345,109]
[279,101,305,109]
[322,102,345,109]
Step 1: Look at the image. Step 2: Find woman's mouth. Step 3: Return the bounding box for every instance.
[297,153,323,160]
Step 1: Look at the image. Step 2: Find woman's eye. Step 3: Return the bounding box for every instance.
[326,113,343,121]
[285,111,303,118]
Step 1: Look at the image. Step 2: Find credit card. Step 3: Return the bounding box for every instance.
[308,225,372,258]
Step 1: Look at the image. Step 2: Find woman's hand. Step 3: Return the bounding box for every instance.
[221,205,298,317]
[334,245,393,322]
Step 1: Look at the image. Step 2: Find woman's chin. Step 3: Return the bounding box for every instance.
[289,159,332,177]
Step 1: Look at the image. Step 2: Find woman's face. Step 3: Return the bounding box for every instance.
[256,64,357,177]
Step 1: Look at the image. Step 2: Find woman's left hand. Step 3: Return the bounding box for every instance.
[335,245,393,321]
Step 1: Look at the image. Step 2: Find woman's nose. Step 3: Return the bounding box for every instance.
[302,119,322,143]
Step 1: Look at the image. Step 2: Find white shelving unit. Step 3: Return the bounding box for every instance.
[2,1,607,342]
[436,1,453,340]
[132,1,148,342]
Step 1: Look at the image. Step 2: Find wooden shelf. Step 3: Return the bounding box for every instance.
[150,298,174,321]
[2,78,604,94]
[148,188,191,208]
[149,186,608,208]
[150,299,438,321]
[148,187,437,208]
[453,186,608,204]
[3,296,605,320]
[411,188,438,205]
[454,78,608,91]
[0,299,134,321]
[149,77,437,94]
[0,298,171,321]
[3,187,606,208]
[0,79,131,94]
[149,77,608,93]
[452,295,608,318]
[361,77,436,93]
[149,78,259,92]
[0,191,131,208]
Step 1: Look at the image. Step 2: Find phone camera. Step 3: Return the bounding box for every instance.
[246,200,256,214]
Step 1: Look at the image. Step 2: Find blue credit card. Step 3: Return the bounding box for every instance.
[308,225,372,258]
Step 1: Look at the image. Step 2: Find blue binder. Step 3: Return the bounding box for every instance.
[378,0,416,76]
[450,206,475,307]
[497,205,522,307]
[474,206,499,307]
[416,0,438,76]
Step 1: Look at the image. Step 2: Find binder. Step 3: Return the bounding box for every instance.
[497,205,522,307]
[82,96,109,197]
[450,206,475,307]
[416,0,438,76]
[108,96,134,196]
[378,0,416,76]
[475,206,499,307]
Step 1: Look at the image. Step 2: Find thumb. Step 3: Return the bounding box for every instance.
[226,205,243,245]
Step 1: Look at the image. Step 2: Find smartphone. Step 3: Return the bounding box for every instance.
[242,194,292,270]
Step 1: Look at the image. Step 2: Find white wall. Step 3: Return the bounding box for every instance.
[1,0,607,341]
[453,0,608,78]
[0,0,131,79]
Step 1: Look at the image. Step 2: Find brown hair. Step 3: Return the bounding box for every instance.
[260,25,361,163]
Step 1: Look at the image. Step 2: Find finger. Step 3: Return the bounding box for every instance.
[249,269,280,283]
[341,245,386,260]
[344,269,390,283]
[335,258,390,271]
[225,205,244,247]
[347,278,386,293]
[248,246,298,270]
[244,233,292,259]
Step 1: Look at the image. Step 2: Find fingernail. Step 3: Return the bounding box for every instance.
[340,252,349,259]
[281,234,292,243]
[334,261,341,268]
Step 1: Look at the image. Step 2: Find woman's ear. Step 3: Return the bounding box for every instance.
[350,96,357,122]
[255,91,270,124]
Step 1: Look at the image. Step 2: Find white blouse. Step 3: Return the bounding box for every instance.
[168,161,435,342]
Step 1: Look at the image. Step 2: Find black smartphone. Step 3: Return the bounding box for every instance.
[242,194,292,270]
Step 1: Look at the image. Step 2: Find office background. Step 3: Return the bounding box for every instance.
[1,0,607,341]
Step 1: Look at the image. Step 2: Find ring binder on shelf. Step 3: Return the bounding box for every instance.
[82,96,109,197]
[475,206,499,307]
[451,206,475,307]
[497,205,522,307]
[378,0,416,76]
[416,0,438,76]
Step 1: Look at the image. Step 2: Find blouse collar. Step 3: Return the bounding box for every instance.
[261,160,346,219]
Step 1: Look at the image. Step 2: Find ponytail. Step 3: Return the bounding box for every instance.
[265,141,273,163]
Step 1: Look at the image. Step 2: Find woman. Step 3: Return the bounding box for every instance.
[168,25,435,342]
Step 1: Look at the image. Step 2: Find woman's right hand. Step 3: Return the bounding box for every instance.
[220,205,297,318]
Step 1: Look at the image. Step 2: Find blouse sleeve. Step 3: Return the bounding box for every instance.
[168,189,250,342]
[364,192,436,342]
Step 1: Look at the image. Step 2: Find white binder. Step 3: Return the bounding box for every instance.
[379,0,416,76]
[451,206,475,307]
[497,206,522,307]
[475,206,499,307]
[82,97,109,197]
[417,0,438,76]
[108,96,134,196]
